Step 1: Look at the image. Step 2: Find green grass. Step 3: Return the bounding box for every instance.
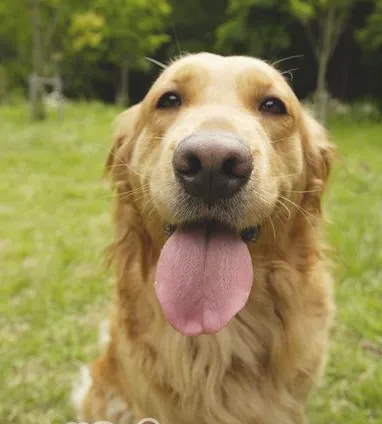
[0,103,381,424]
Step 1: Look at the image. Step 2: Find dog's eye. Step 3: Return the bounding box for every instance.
[259,97,287,115]
[157,92,182,109]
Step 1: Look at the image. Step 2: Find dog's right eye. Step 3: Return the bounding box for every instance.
[157,92,182,109]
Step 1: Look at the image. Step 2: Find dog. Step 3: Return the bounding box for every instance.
[72,53,334,424]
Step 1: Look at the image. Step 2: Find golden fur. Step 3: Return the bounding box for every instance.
[75,53,334,424]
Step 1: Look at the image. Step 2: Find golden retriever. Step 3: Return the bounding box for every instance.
[72,53,334,424]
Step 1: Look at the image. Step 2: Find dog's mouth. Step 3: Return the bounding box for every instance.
[155,220,260,336]
[164,221,261,243]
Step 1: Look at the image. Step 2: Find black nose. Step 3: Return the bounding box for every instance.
[173,132,253,204]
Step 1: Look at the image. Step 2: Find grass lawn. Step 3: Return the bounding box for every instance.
[0,103,381,424]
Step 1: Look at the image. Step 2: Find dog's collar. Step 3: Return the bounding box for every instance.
[240,226,261,243]
[164,224,261,243]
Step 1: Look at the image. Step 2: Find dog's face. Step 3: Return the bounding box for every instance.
[127,53,306,230]
[108,53,332,336]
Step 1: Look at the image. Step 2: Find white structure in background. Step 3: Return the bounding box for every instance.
[28,73,65,117]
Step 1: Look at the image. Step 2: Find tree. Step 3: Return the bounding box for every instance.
[29,0,75,119]
[0,0,35,102]
[0,0,83,118]
[215,0,292,58]
[107,0,171,106]
[103,0,171,106]
[30,0,46,120]
[67,0,171,106]
[289,0,356,122]
[165,0,227,56]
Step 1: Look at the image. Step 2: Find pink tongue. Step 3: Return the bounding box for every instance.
[155,225,253,336]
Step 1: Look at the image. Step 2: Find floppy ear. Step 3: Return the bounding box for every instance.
[105,103,147,270]
[301,111,334,215]
[104,103,142,179]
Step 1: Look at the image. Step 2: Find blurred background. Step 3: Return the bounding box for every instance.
[1,0,382,119]
[0,1,381,424]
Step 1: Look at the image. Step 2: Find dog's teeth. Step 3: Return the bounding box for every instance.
[241,226,261,243]
[164,224,177,237]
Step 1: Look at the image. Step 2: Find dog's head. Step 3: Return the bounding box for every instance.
[107,53,332,336]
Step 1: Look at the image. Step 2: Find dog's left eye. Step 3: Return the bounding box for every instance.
[259,97,287,115]
[157,92,182,109]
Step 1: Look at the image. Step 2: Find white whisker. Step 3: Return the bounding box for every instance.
[272,55,304,67]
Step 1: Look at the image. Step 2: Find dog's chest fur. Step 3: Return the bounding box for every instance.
[117,261,331,424]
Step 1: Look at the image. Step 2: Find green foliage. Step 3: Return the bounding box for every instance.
[289,0,356,20]
[0,0,380,103]
[289,0,317,20]
[69,11,105,52]
[0,0,170,102]
[89,0,171,70]
[357,0,382,51]
[165,0,227,56]
[0,0,32,91]
[215,0,292,58]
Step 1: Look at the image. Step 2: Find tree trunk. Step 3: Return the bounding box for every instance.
[30,0,45,120]
[315,51,329,123]
[117,60,129,107]
[314,5,338,123]
[300,4,350,123]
